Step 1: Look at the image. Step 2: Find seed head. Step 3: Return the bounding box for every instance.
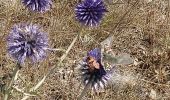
[75,0,107,27]
[22,0,52,13]
[7,23,49,64]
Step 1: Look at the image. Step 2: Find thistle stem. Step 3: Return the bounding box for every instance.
[4,64,20,100]
[21,33,80,100]
[46,48,66,52]
[77,82,91,100]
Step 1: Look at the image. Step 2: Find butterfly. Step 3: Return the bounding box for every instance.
[86,56,100,72]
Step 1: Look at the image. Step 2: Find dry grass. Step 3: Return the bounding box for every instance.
[1,0,170,100]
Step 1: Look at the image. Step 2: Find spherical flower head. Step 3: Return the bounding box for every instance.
[22,0,52,13]
[75,0,107,27]
[80,48,111,91]
[7,23,48,64]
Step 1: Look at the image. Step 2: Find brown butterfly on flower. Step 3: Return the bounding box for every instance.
[79,48,113,91]
[86,56,100,72]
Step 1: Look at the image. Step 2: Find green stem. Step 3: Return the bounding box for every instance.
[4,64,20,100]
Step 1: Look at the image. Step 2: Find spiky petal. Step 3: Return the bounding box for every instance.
[75,0,107,27]
[80,48,112,91]
[22,0,52,13]
[7,23,48,64]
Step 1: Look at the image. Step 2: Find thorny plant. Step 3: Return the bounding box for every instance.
[1,0,170,100]
[3,0,110,99]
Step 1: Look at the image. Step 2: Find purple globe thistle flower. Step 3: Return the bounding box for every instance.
[79,48,112,91]
[22,0,52,13]
[75,0,107,27]
[7,23,48,64]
